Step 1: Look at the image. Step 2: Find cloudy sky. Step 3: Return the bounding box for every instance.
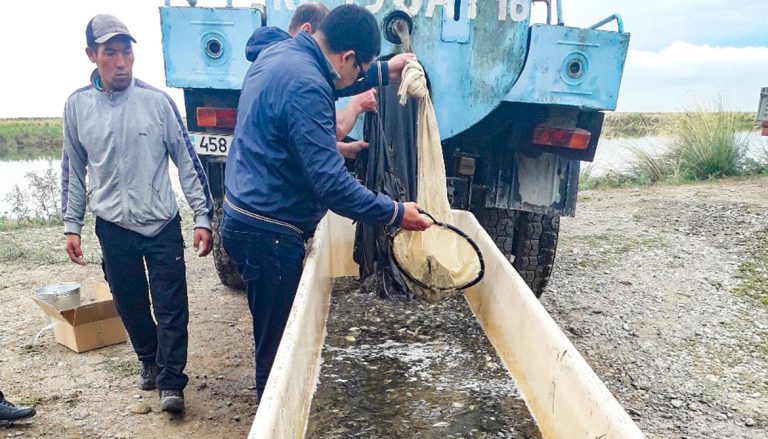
[0,0,766,118]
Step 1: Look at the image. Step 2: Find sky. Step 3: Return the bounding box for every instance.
[0,0,766,118]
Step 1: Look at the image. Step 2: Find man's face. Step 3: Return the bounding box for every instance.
[334,50,370,90]
[86,36,134,92]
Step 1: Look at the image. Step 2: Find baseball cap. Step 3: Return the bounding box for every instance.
[86,14,137,47]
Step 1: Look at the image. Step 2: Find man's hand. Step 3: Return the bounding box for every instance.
[399,202,431,231]
[336,90,377,140]
[387,53,418,81]
[65,234,85,265]
[193,228,213,257]
[337,140,369,159]
[350,89,377,114]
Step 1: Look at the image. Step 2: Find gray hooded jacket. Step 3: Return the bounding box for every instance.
[61,71,213,237]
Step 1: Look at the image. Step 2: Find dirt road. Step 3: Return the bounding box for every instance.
[1,176,767,438]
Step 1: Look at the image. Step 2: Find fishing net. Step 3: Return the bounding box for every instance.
[388,61,483,301]
[353,60,483,302]
[390,209,484,293]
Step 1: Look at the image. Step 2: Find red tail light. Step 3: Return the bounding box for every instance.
[532,125,591,150]
[197,107,237,129]
[762,120,768,136]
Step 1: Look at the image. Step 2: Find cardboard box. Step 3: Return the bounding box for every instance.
[33,282,127,353]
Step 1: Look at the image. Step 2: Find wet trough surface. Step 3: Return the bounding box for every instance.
[306,277,541,439]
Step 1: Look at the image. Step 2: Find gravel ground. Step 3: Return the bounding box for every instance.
[0,176,766,438]
[542,177,768,439]
[0,218,257,438]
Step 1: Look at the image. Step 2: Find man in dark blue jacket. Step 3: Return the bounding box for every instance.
[244,2,414,159]
[223,4,430,401]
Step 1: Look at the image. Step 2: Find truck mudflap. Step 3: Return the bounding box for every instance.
[479,149,579,217]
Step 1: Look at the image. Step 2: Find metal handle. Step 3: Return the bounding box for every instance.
[417,209,438,225]
[589,13,624,33]
[556,0,563,25]
[253,2,267,27]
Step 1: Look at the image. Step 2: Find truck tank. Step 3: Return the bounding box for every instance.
[159,0,630,296]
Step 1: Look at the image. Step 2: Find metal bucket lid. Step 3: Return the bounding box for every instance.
[35,282,81,300]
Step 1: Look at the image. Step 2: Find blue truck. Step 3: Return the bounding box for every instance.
[159,0,630,296]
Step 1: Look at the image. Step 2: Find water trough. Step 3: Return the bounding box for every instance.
[248,211,646,439]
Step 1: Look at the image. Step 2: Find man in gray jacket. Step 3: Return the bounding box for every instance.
[60,14,213,413]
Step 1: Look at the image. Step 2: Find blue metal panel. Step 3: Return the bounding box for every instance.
[441,1,471,44]
[160,6,264,90]
[162,1,534,140]
[504,24,630,111]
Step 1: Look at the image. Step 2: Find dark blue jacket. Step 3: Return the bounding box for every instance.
[225,32,404,237]
[244,27,389,98]
[244,26,290,62]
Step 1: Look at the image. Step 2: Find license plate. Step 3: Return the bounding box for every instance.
[189,133,232,157]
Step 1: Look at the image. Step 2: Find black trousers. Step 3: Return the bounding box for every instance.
[95,216,189,391]
[220,213,305,399]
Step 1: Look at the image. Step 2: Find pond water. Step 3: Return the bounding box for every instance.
[1,132,764,215]
[592,131,765,176]
[0,159,181,217]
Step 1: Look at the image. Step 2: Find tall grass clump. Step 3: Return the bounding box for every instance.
[579,162,643,190]
[0,118,62,160]
[626,145,678,184]
[667,102,749,180]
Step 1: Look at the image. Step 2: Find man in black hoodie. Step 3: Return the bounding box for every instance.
[244,2,415,159]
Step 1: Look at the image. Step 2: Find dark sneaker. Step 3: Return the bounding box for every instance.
[159,390,185,414]
[0,392,36,422]
[138,362,159,391]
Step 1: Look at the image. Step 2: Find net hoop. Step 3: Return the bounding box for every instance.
[389,210,485,292]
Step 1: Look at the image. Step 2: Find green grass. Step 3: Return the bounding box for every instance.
[0,216,61,232]
[733,230,768,308]
[562,233,668,269]
[583,102,765,189]
[19,343,44,357]
[18,391,82,408]
[579,163,647,190]
[668,107,751,180]
[0,118,62,160]
[98,356,140,379]
[603,112,757,139]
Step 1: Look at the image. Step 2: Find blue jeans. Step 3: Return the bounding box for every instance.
[221,213,305,398]
[95,216,189,391]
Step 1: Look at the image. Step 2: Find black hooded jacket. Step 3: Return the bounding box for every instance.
[244,27,390,98]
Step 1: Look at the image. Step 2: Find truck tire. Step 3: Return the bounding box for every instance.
[474,208,559,297]
[212,199,245,291]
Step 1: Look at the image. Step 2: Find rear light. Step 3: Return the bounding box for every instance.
[532,124,592,150]
[762,120,768,136]
[197,107,237,129]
